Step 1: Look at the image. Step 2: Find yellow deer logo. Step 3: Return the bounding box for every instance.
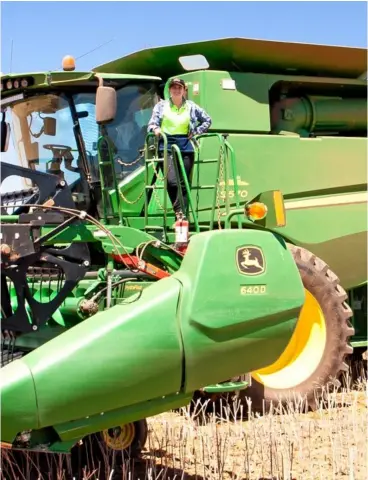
[236,246,265,276]
[241,248,263,270]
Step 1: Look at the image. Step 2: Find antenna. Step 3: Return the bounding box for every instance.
[75,37,115,61]
[9,39,13,73]
[51,37,116,71]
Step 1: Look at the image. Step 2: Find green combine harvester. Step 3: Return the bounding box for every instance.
[0,37,366,473]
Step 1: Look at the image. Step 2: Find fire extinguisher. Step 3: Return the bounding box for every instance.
[175,213,189,253]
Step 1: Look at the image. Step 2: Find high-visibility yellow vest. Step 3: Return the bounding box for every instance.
[161,101,190,135]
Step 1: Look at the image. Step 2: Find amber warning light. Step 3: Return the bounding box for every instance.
[245,202,268,221]
[62,55,76,71]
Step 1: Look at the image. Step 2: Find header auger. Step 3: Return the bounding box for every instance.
[1,36,366,477]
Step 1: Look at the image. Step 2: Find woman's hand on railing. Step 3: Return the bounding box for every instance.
[145,130,166,141]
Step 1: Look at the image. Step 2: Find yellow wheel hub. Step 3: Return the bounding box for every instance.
[102,423,135,451]
[251,289,327,390]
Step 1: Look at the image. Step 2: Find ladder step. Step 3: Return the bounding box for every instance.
[145,186,165,190]
[190,186,215,190]
[144,226,165,231]
[145,158,164,163]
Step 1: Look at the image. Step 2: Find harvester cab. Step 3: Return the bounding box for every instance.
[0,37,365,474]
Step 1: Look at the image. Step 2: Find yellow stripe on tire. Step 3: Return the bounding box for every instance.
[251,289,327,390]
[102,422,136,451]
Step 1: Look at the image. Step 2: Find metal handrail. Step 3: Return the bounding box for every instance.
[144,132,168,230]
[170,144,200,233]
[143,131,241,232]
[97,134,123,224]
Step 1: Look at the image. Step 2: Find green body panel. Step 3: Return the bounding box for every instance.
[30,279,182,426]
[85,130,366,289]
[0,229,304,444]
[197,72,272,132]
[175,71,366,134]
[0,71,161,91]
[283,207,367,290]
[93,37,366,79]
[184,134,367,288]
[175,230,304,392]
[0,361,38,439]
[52,391,193,447]
[351,341,368,348]
[1,277,183,441]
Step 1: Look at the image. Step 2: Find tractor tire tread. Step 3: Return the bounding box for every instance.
[244,244,354,412]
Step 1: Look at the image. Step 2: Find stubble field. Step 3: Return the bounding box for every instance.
[1,369,367,480]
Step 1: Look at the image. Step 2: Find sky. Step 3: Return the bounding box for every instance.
[0,0,367,188]
[1,1,367,75]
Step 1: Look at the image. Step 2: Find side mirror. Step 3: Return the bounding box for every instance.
[1,119,10,152]
[95,77,117,124]
[43,117,56,136]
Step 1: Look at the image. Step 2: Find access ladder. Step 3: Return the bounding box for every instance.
[143,132,242,236]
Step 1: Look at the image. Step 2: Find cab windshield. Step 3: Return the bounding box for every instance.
[6,94,81,188]
[4,82,159,190]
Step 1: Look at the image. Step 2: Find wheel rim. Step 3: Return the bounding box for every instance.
[251,289,327,390]
[102,423,136,450]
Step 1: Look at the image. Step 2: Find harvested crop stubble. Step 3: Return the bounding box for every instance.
[1,375,367,480]
[143,382,367,480]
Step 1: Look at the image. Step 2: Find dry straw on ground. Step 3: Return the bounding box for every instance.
[1,370,367,480]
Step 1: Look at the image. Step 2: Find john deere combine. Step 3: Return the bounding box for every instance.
[1,37,366,470]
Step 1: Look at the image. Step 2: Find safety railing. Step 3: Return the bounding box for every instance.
[192,132,242,229]
[143,132,169,232]
[143,131,242,232]
[97,134,123,224]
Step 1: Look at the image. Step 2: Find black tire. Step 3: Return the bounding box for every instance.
[243,244,354,412]
[71,419,148,477]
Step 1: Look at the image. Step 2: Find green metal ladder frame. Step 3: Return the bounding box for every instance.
[143,132,242,234]
[95,130,243,233]
[96,134,123,224]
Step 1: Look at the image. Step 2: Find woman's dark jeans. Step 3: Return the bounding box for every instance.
[158,151,194,215]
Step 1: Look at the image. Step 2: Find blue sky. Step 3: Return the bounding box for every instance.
[1,1,367,74]
[1,1,367,183]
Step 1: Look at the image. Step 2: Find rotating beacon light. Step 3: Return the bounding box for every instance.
[62,55,76,72]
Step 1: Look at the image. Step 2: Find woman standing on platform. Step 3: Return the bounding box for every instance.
[147,78,212,217]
